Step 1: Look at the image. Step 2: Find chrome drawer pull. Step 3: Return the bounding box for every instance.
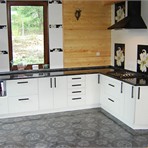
[72,77,81,80]
[138,87,140,100]
[17,81,28,84]
[108,98,114,102]
[18,98,29,101]
[108,84,115,87]
[131,86,134,98]
[72,91,81,93]
[72,84,81,87]
[72,97,81,100]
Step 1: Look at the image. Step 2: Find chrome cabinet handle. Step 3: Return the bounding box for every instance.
[72,91,81,93]
[121,82,123,93]
[50,78,52,88]
[18,98,29,101]
[138,87,140,100]
[131,86,134,98]
[72,84,81,87]
[72,97,81,100]
[108,98,114,102]
[108,84,115,87]
[54,78,56,88]
[98,75,100,84]
[72,77,81,80]
[17,81,28,84]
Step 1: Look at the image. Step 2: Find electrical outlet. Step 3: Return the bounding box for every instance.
[96,52,100,56]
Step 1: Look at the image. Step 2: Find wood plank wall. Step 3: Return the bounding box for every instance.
[63,0,111,68]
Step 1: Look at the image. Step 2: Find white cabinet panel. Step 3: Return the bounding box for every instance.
[50,52,63,69]
[54,76,67,109]
[8,95,38,113]
[48,4,62,24]
[0,96,8,114]
[38,78,54,111]
[85,74,100,106]
[0,29,8,49]
[135,86,148,125]
[0,54,9,72]
[123,83,135,126]
[0,4,7,25]
[49,28,63,48]
[7,79,38,97]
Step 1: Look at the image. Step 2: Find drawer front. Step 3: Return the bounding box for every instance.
[68,95,85,107]
[68,75,85,82]
[101,76,121,95]
[7,79,38,96]
[8,95,38,113]
[101,93,119,117]
[68,88,85,96]
[0,97,8,114]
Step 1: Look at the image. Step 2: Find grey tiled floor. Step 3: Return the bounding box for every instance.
[0,108,148,148]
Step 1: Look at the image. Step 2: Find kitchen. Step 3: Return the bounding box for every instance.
[0,0,148,147]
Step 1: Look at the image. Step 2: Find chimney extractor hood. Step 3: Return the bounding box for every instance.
[108,0,147,29]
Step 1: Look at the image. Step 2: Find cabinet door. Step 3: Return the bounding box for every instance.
[0,4,7,25]
[123,83,135,127]
[85,74,100,106]
[0,97,8,115]
[54,76,67,109]
[135,86,148,125]
[38,78,54,111]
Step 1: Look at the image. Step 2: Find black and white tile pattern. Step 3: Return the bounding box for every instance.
[49,0,62,4]
[0,108,147,147]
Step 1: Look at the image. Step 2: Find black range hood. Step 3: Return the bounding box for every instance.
[108,0,147,29]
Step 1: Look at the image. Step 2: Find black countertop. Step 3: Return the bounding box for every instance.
[0,66,148,86]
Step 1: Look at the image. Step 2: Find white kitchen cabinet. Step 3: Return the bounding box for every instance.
[38,76,67,110]
[0,96,8,115]
[7,79,38,97]
[38,77,54,111]
[123,83,148,129]
[67,75,86,107]
[134,86,148,126]
[53,76,67,109]
[85,74,100,106]
[6,79,39,114]
[8,95,38,113]
[123,83,135,126]
[100,75,124,119]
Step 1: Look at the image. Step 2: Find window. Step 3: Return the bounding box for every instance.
[7,1,49,70]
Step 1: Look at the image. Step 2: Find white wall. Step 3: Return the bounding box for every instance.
[111,1,148,72]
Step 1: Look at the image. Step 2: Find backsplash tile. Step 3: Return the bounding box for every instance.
[137,45,148,74]
[114,43,125,69]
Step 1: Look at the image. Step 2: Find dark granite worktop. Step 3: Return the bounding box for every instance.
[0,66,148,86]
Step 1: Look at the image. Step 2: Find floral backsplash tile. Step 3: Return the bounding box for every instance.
[114,43,125,69]
[137,45,148,74]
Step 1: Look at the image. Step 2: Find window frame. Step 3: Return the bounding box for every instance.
[7,1,49,70]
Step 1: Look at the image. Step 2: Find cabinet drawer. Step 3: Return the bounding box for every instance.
[7,79,38,96]
[0,97,8,115]
[68,95,85,107]
[68,75,85,82]
[8,95,38,113]
[101,76,121,95]
[68,88,85,96]
[101,93,119,117]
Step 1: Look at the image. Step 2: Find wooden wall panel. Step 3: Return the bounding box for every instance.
[63,0,111,68]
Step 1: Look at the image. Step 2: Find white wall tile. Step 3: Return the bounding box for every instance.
[0,28,8,50]
[0,4,7,25]
[49,28,63,49]
[48,4,62,25]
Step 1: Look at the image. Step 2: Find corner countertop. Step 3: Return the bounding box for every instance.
[0,66,148,86]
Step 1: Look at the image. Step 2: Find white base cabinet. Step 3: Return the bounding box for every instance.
[124,84,148,129]
[0,96,8,115]
[85,74,100,106]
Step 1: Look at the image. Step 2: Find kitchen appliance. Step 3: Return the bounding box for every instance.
[108,0,147,29]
